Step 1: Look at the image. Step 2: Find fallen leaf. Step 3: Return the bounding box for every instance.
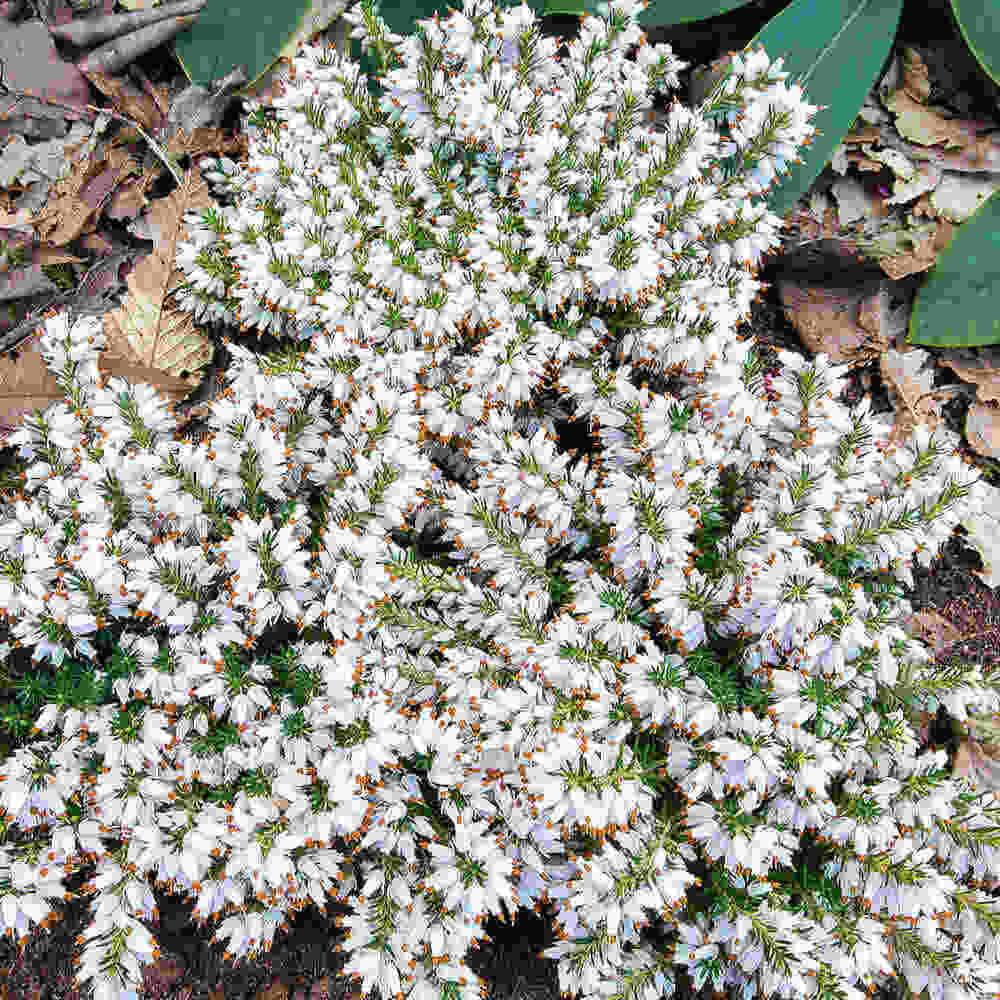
[776,273,895,366]
[884,161,942,207]
[100,166,215,394]
[953,736,1000,793]
[876,218,952,280]
[928,173,1000,223]
[843,122,884,145]
[964,400,1000,462]
[879,345,944,445]
[901,608,966,656]
[34,247,84,268]
[936,347,1000,404]
[900,45,932,103]
[830,176,874,226]
[82,67,169,134]
[256,978,289,1000]
[0,325,72,438]
[0,19,92,134]
[27,144,140,246]
[883,88,967,149]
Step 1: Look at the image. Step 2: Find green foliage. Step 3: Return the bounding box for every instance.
[0,627,143,761]
[171,0,335,94]
[907,189,1000,348]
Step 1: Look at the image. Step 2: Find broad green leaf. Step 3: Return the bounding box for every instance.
[907,188,1000,348]
[543,0,757,25]
[172,0,353,92]
[743,0,904,221]
[541,0,594,14]
[949,0,1000,89]
[626,0,756,25]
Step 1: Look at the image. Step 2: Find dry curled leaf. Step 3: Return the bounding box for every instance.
[936,347,1000,405]
[879,345,946,445]
[775,273,894,366]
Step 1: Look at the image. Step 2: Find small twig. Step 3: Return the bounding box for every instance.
[0,250,133,356]
[0,57,185,184]
[77,14,202,76]
[129,61,170,120]
[96,104,186,184]
[46,0,206,47]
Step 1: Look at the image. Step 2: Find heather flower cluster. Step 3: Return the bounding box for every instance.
[1,3,1000,1000]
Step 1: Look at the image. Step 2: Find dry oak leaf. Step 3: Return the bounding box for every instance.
[26,144,140,247]
[100,166,215,397]
[882,88,968,149]
[82,67,169,134]
[0,326,74,440]
[775,274,891,366]
[879,344,945,446]
[964,400,1000,461]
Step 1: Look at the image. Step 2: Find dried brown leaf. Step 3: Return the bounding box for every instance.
[0,325,71,439]
[901,608,966,655]
[255,979,289,1000]
[900,45,932,103]
[883,88,967,148]
[879,345,944,445]
[936,347,1000,405]
[82,68,168,133]
[26,146,139,246]
[964,400,1000,461]
[100,166,215,397]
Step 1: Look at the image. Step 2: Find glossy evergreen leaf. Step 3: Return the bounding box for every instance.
[172,0,351,91]
[743,0,904,221]
[908,188,1000,348]
[542,0,756,26]
[633,0,756,25]
[949,0,1000,89]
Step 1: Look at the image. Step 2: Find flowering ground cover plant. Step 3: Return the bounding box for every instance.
[2,2,1000,1000]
